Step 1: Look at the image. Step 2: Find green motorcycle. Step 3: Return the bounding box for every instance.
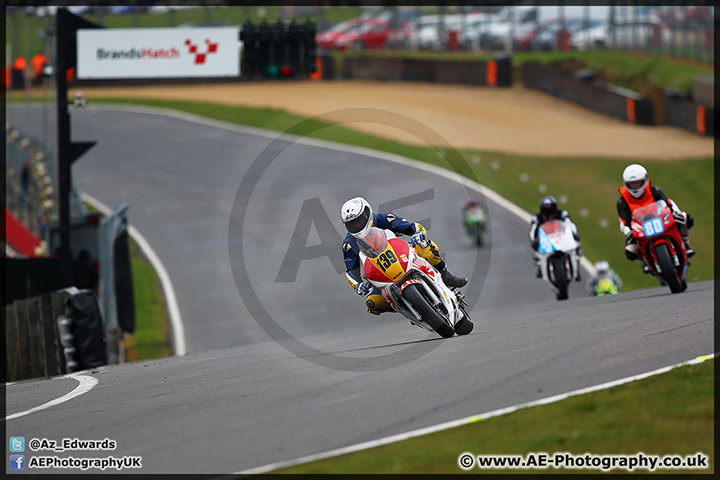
[464,206,487,248]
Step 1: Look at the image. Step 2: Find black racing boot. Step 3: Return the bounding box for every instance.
[684,239,696,258]
[437,260,468,288]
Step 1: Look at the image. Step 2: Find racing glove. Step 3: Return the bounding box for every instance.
[686,213,694,229]
[672,211,687,225]
[354,282,371,297]
[410,231,428,248]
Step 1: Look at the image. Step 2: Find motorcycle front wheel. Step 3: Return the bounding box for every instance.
[551,256,569,300]
[655,243,683,293]
[402,284,455,338]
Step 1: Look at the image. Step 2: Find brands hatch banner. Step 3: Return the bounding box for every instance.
[77,27,240,79]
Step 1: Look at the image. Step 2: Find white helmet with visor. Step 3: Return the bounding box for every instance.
[623,164,648,199]
[341,197,374,239]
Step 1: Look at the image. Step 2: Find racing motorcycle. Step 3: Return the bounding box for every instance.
[591,276,620,296]
[536,219,581,300]
[464,205,487,248]
[357,226,473,338]
[630,199,689,294]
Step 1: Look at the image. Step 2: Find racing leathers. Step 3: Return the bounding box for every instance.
[617,181,695,263]
[585,269,623,296]
[343,213,466,315]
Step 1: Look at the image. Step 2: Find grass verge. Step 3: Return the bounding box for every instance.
[81,96,714,291]
[83,201,171,361]
[273,359,714,474]
[125,237,172,361]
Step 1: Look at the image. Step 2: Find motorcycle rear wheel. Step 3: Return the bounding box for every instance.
[474,225,483,247]
[656,244,683,293]
[402,284,455,338]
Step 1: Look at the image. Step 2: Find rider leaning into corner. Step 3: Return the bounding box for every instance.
[528,195,583,280]
[341,196,467,315]
[617,164,695,273]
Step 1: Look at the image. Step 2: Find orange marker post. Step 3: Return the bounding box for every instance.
[486,60,497,86]
[626,97,637,124]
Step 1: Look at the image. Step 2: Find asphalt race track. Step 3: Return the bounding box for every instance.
[4,105,713,474]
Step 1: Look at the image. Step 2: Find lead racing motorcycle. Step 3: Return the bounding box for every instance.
[536,219,581,300]
[630,199,689,294]
[357,226,473,338]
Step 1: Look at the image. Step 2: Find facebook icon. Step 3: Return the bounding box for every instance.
[10,455,25,470]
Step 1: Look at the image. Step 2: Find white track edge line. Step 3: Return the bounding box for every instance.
[4,374,98,421]
[6,103,600,350]
[77,103,594,274]
[79,191,187,356]
[237,353,714,475]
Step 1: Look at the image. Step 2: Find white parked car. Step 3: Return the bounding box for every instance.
[407,13,497,51]
[571,21,672,50]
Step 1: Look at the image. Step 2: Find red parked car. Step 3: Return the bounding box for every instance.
[316,18,363,50]
[333,19,410,51]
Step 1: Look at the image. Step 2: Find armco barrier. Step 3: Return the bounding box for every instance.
[342,55,512,87]
[522,62,654,126]
[342,55,402,81]
[664,94,715,137]
[400,58,436,82]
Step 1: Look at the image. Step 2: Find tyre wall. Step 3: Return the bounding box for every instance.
[664,95,714,137]
[521,61,655,126]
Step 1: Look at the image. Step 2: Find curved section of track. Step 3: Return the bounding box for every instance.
[4,106,712,474]
[7,105,585,354]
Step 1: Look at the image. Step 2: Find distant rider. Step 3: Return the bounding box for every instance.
[461,196,486,236]
[585,260,623,296]
[528,195,582,280]
[617,164,695,274]
[341,196,467,315]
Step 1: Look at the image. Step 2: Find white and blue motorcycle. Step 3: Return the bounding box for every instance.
[537,219,581,300]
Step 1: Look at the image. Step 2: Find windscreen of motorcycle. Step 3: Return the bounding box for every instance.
[363,237,411,284]
[357,227,389,258]
[631,200,672,239]
[631,199,667,223]
[538,220,576,253]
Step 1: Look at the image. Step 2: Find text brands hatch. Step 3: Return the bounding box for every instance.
[77,27,239,79]
[96,39,218,64]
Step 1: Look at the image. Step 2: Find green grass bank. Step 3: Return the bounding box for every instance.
[83,97,715,292]
[82,201,171,361]
[273,359,713,474]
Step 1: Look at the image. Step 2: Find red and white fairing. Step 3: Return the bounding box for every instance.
[358,227,464,329]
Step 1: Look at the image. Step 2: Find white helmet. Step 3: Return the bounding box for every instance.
[594,260,609,275]
[622,164,648,199]
[341,197,373,239]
